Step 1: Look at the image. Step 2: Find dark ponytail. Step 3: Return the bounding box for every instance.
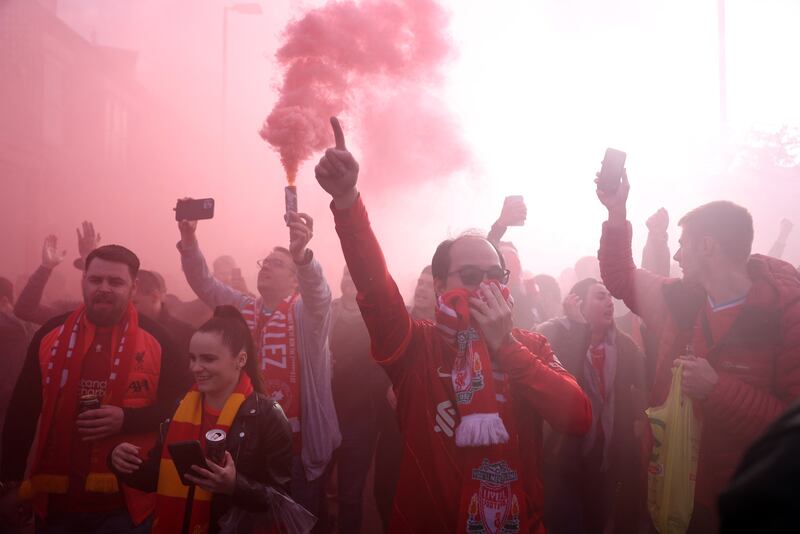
[197,305,265,394]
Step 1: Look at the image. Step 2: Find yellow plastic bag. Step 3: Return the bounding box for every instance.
[646,363,702,534]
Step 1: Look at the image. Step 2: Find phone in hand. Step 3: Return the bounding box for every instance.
[503,195,526,226]
[597,148,627,193]
[175,198,215,222]
[167,440,208,486]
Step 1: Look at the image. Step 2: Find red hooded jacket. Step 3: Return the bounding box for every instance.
[599,221,800,515]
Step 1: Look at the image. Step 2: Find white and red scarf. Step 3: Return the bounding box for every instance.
[24,304,138,496]
[436,281,530,533]
[241,294,301,436]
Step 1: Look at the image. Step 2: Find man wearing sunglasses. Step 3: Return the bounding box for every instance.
[174,205,340,528]
[314,117,591,534]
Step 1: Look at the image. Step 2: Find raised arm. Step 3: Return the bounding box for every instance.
[487,196,527,245]
[286,212,332,335]
[175,210,251,310]
[767,219,793,259]
[643,208,672,276]
[596,170,671,331]
[14,236,65,324]
[315,117,414,366]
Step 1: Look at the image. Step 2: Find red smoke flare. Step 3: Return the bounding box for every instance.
[260,0,468,188]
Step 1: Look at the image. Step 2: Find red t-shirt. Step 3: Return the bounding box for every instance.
[693,298,745,360]
[50,327,124,513]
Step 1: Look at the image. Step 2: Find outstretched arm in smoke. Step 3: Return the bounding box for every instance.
[13,236,68,324]
[317,117,414,369]
[176,201,250,310]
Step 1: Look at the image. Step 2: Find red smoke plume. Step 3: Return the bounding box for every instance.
[260,0,468,188]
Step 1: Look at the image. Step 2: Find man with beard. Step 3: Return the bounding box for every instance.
[0,245,190,533]
[176,207,340,528]
[537,279,648,533]
[596,171,800,532]
[314,117,591,533]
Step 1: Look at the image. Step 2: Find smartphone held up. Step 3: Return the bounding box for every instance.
[175,198,215,221]
[596,148,626,193]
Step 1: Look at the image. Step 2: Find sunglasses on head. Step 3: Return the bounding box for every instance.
[449,266,510,287]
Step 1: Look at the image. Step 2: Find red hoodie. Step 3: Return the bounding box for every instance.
[599,221,800,519]
[333,196,592,533]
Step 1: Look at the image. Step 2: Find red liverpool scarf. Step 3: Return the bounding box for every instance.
[436,281,530,533]
[152,373,253,534]
[242,293,300,442]
[22,303,139,496]
[242,294,301,439]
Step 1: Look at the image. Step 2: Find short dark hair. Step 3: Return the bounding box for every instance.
[85,245,140,278]
[431,233,506,282]
[569,277,600,303]
[137,270,165,295]
[678,201,754,263]
[198,306,265,394]
[0,277,13,304]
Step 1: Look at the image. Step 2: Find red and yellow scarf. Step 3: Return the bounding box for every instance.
[152,373,253,534]
[22,303,140,497]
[242,294,301,440]
[436,281,530,533]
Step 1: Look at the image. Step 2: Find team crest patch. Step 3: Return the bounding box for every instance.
[265,379,293,411]
[466,460,520,534]
[453,328,484,405]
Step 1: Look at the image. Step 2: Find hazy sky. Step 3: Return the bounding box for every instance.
[25,0,800,299]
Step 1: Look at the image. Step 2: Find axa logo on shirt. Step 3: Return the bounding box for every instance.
[434,400,457,438]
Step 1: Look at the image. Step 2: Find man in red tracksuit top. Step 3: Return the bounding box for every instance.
[595,170,800,532]
[313,117,592,534]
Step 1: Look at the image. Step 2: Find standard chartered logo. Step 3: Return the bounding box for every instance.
[433,400,456,437]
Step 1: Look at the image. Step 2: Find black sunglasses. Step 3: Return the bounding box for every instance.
[448,266,510,286]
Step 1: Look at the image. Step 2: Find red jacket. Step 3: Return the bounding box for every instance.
[599,221,800,513]
[333,196,591,533]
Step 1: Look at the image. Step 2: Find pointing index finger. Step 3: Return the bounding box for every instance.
[330,116,346,150]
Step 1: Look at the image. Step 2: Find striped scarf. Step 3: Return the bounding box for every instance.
[435,281,512,447]
[22,303,138,496]
[152,373,253,534]
[241,294,301,437]
[436,282,531,533]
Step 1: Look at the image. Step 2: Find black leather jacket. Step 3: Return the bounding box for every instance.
[112,392,293,533]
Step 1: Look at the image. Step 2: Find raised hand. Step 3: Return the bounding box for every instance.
[315,117,359,209]
[176,197,199,247]
[596,169,630,227]
[779,218,794,240]
[76,221,101,259]
[41,235,66,269]
[646,208,670,234]
[287,211,314,264]
[496,196,527,228]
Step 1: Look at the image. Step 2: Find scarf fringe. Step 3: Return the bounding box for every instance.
[86,472,120,493]
[455,413,509,447]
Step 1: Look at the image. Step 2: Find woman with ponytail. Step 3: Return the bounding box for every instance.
[109,305,294,533]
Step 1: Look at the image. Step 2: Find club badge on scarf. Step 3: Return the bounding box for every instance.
[436,280,514,448]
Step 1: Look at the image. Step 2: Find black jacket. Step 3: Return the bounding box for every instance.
[718,398,800,534]
[0,312,192,481]
[157,305,195,355]
[113,392,293,533]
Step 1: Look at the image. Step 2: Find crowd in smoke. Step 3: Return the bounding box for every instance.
[1,114,799,533]
[3,0,800,533]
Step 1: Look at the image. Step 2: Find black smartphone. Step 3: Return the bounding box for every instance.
[167,440,208,486]
[597,148,627,193]
[175,198,215,221]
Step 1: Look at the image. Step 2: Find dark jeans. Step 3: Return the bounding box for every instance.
[35,511,151,534]
[335,419,378,534]
[291,456,331,534]
[373,399,401,533]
